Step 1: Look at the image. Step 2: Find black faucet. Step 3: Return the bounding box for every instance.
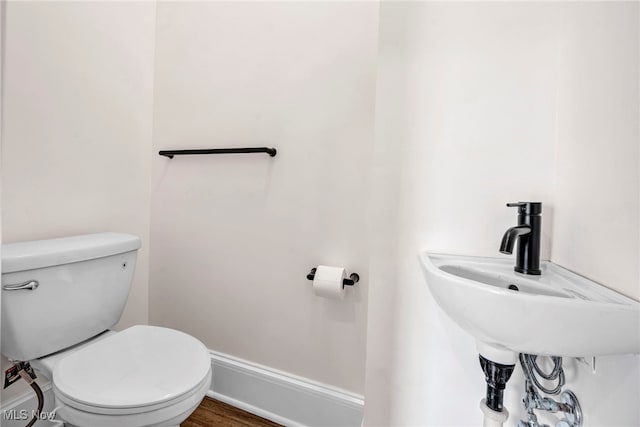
[500,202,542,275]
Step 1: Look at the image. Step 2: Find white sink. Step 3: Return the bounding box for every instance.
[420,253,640,361]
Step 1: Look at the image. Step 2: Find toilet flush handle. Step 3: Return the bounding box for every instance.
[3,280,39,291]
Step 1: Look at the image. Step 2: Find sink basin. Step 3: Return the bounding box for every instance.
[420,253,640,359]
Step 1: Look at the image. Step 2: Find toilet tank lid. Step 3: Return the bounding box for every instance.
[2,233,141,273]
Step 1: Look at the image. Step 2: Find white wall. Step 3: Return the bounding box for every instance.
[0,0,155,402]
[149,2,378,394]
[552,2,640,300]
[364,2,639,426]
[0,0,4,410]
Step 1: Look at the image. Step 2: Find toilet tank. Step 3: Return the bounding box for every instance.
[1,233,141,361]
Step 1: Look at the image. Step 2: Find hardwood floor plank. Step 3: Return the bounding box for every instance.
[182,397,282,427]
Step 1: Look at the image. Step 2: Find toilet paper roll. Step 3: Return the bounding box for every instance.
[313,265,346,300]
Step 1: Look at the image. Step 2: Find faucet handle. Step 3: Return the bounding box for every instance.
[506,202,542,215]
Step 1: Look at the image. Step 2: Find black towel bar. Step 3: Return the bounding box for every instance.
[159,147,277,159]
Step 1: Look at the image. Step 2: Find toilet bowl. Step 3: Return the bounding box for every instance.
[1,233,211,427]
[32,325,211,427]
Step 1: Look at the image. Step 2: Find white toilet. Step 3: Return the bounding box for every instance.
[1,233,211,427]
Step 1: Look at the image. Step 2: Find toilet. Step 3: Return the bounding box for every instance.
[1,233,211,427]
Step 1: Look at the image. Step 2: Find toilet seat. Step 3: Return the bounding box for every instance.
[54,374,211,427]
[54,372,211,415]
[51,325,211,425]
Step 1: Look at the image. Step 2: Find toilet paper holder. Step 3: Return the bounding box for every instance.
[306,268,360,288]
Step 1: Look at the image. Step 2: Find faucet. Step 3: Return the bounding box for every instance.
[500,202,542,275]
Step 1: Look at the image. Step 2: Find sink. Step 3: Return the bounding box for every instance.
[420,253,640,359]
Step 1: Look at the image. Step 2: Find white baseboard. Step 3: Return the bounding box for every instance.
[1,351,364,427]
[209,351,364,427]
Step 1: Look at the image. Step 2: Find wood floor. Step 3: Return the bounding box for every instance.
[182,397,282,427]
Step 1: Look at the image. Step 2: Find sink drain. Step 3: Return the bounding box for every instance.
[508,284,519,291]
